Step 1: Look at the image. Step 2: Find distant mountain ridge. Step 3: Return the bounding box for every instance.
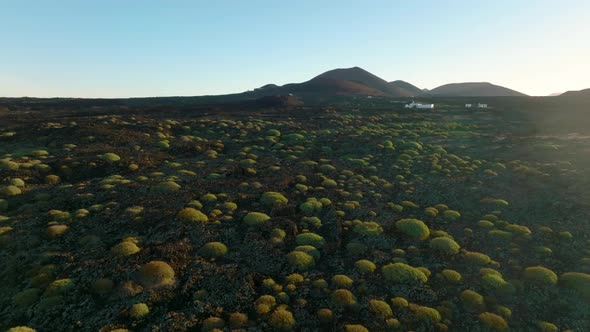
[560,88,590,98]
[426,82,527,97]
[249,67,527,98]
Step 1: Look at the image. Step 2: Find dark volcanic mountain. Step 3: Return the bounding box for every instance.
[560,88,590,98]
[389,80,423,96]
[427,82,527,97]
[252,67,416,97]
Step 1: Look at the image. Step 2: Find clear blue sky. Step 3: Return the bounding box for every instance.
[1,0,589,97]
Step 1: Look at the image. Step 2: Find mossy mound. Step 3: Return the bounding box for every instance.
[199,242,228,259]
[177,207,209,223]
[559,272,590,300]
[295,233,326,248]
[522,266,558,287]
[129,303,150,319]
[137,261,175,287]
[287,251,315,271]
[243,212,270,226]
[430,236,461,255]
[396,218,430,240]
[382,263,428,284]
[260,191,289,207]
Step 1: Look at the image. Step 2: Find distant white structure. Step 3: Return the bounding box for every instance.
[477,103,488,108]
[465,104,473,108]
[405,100,434,109]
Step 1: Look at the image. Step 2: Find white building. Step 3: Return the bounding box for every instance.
[477,103,488,108]
[405,101,434,109]
[465,104,473,108]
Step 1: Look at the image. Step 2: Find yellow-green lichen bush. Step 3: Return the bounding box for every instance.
[243,212,270,226]
[177,207,208,223]
[430,236,460,255]
[137,261,175,287]
[368,299,393,319]
[460,289,485,311]
[260,191,288,208]
[129,303,149,319]
[382,263,428,284]
[559,272,590,300]
[478,312,508,330]
[344,324,369,332]
[199,242,228,259]
[522,266,558,287]
[331,289,357,306]
[287,251,315,271]
[396,218,430,240]
[6,327,37,332]
[111,241,141,257]
[354,259,376,274]
[43,278,74,297]
[296,232,326,248]
[268,307,296,330]
[441,269,462,284]
[331,274,354,289]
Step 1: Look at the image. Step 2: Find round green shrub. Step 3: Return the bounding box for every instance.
[228,312,248,328]
[137,261,175,287]
[111,241,141,257]
[261,191,288,207]
[129,303,149,319]
[286,251,315,271]
[177,207,208,223]
[353,221,383,236]
[478,312,508,330]
[331,289,357,306]
[47,224,69,237]
[396,218,430,240]
[523,266,558,287]
[409,304,441,323]
[243,212,270,226]
[464,251,492,266]
[537,321,558,332]
[331,274,353,289]
[390,296,409,308]
[45,175,61,184]
[43,278,74,297]
[382,263,428,284]
[441,269,462,284]
[202,317,225,331]
[296,233,326,248]
[255,295,276,315]
[199,242,228,259]
[460,289,485,311]
[559,272,590,300]
[299,199,322,216]
[101,153,121,163]
[294,245,320,260]
[269,308,296,330]
[443,210,461,221]
[317,308,333,323]
[368,299,393,319]
[6,327,36,332]
[344,325,368,332]
[482,274,516,296]
[355,260,376,273]
[9,178,25,188]
[430,237,460,255]
[1,185,21,196]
